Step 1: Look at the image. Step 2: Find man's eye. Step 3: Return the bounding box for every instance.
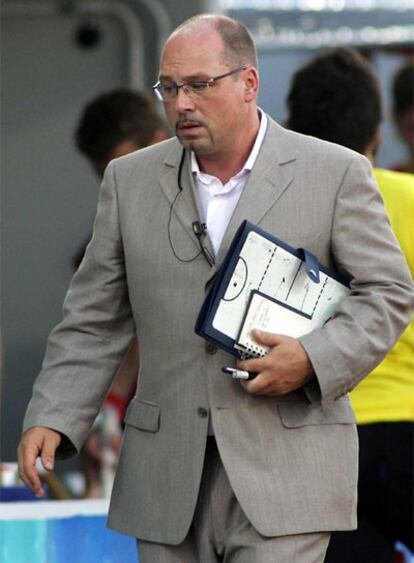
[189,81,208,92]
[162,84,176,94]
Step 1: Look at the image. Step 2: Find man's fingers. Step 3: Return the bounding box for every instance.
[237,332,286,373]
[40,434,58,472]
[18,438,44,497]
[245,378,281,396]
[251,329,284,346]
[240,374,264,394]
[17,427,61,497]
[241,371,274,395]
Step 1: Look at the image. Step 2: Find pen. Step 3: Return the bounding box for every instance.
[221,367,257,380]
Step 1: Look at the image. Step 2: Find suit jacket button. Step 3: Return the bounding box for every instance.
[205,342,217,355]
[197,407,208,418]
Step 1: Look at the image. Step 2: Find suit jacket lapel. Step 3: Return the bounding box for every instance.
[159,142,208,255]
[216,118,297,264]
[159,119,296,280]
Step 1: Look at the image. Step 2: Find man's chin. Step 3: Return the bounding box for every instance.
[177,136,208,154]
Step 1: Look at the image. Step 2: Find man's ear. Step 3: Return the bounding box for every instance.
[150,128,170,145]
[243,66,259,102]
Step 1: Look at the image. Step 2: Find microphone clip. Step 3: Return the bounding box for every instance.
[192,221,207,238]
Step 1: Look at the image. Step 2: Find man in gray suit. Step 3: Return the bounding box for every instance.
[18,14,414,563]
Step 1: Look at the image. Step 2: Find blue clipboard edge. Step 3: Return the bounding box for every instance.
[194,220,350,358]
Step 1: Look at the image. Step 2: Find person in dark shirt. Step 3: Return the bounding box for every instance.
[285,46,414,563]
[391,61,414,174]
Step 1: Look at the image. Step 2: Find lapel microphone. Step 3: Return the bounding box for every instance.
[167,149,215,267]
[192,221,207,238]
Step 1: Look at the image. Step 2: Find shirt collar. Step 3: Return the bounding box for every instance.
[191,108,268,178]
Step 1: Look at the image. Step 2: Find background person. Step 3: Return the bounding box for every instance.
[391,61,414,174]
[285,46,414,563]
[74,88,170,268]
[18,15,414,563]
[75,88,169,178]
[75,89,169,498]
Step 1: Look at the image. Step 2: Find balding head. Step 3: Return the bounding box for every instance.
[166,14,258,70]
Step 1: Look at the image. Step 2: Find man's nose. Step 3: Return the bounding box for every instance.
[174,86,196,112]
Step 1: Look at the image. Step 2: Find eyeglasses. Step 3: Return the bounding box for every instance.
[153,66,247,102]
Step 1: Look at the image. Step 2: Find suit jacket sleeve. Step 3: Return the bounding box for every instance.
[300,154,414,407]
[23,162,135,457]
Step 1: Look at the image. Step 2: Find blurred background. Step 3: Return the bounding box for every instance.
[1,0,413,471]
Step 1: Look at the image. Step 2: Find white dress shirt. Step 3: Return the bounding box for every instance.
[191,109,268,255]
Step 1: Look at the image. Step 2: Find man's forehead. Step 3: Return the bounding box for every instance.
[160,31,226,79]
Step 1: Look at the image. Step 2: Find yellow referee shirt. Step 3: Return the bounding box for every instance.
[349,168,414,423]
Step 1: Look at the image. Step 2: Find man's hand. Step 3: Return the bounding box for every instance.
[237,330,314,396]
[18,427,62,498]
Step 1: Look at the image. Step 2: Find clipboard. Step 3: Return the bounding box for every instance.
[194,220,350,358]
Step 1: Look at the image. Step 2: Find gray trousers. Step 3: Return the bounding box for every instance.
[137,437,330,563]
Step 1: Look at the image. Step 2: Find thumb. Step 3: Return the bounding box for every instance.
[251,329,284,346]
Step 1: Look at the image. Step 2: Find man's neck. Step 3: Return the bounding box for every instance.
[196,109,261,184]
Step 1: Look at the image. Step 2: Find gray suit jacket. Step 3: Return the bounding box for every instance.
[23,118,414,544]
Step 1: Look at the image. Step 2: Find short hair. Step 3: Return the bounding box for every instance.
[286,47,382,154]
[392,61,414,119]
[75,89,166,163]
[172,14,258,69]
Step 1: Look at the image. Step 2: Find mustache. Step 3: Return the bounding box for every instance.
[175,115,204,131]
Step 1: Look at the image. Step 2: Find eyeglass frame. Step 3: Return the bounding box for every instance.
[152,65,247,102]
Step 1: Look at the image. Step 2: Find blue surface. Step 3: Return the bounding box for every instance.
[0,515,137,563]
[48,516,137,563]
[0,485,48,502]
